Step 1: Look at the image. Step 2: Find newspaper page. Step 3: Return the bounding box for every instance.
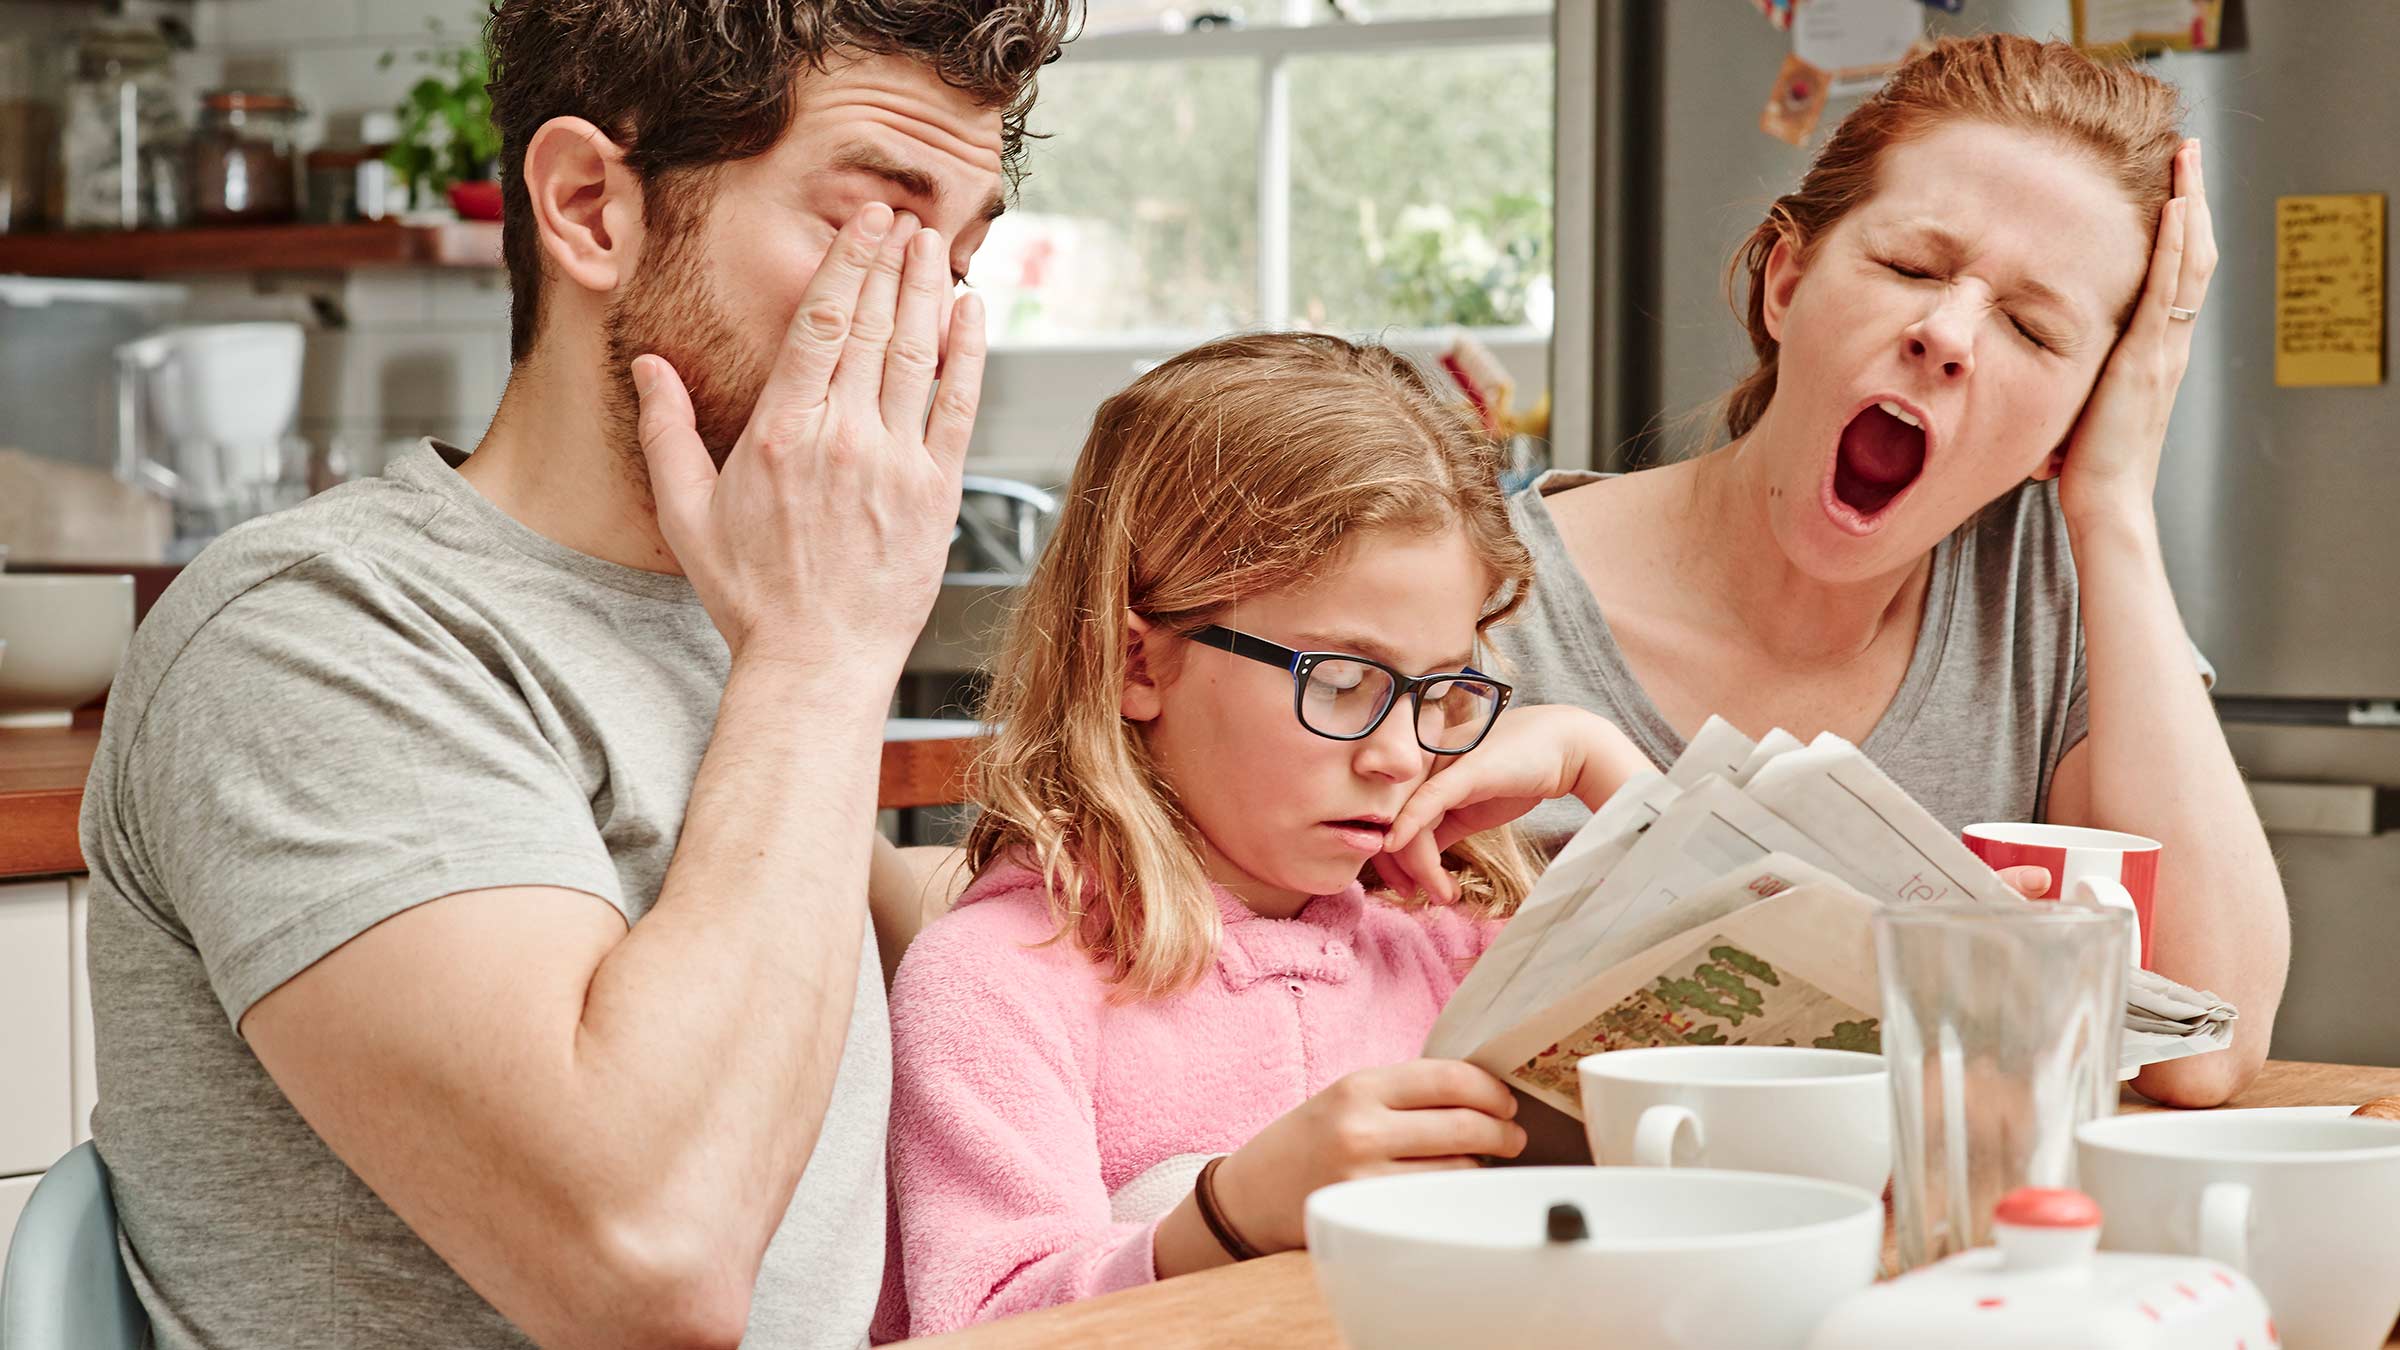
[1467,859,1885,1162]
[1436,723,2241,1120]
[1432,777,1834,1057]
[1732,728,1806,786]
[1666,714,1759,788]
[1431,770,1682,1053]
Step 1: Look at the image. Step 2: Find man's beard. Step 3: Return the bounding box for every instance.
[602,222,769,488]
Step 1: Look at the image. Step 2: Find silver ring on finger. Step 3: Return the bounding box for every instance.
[2166,305,2200,322]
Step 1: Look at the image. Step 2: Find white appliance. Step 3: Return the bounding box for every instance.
[113,321,306,558]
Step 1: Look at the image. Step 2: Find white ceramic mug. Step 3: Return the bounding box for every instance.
[1578,1046,1892,1195]
[1305,1166,1883,1350]
[2077,1108,2400,1350]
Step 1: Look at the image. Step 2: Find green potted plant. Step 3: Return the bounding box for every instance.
[378,20,502,220]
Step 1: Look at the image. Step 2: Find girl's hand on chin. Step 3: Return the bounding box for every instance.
[2054,139,2217,526]
[1374,706,1645,904]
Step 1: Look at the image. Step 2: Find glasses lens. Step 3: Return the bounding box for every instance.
[1299,658,1396,738]
[1415,677,1505,752]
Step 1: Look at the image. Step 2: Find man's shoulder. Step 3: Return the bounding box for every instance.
[147,470,460,643]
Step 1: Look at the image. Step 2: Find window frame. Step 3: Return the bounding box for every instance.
[1005,8,1558,340]
[972,6,1600,476]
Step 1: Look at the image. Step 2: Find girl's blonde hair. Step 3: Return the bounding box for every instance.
[967,331,1539,997]
[1722,33,2185,439]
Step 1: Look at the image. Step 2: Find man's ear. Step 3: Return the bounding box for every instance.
[1121,612,1165,723]
[1760,230,1806,345]
[521,116,645,300]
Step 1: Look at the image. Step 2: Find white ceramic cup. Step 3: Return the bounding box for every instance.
[1579,1045,1893,1194]
[2077,1108,2400,1350]
[1305,1165,1883,1350]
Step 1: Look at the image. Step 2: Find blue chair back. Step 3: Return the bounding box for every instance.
[0,1142,149,1350]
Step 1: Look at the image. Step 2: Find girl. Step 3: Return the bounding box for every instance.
[873,333,1645,1339]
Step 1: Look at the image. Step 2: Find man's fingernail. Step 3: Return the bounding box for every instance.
[632,357,657,396]
[861,202,894,239]
[958,292,983,325]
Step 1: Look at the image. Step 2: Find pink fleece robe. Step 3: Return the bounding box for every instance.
[873,861,1502,1341]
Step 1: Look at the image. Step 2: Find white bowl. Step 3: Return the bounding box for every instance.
[0,574,135,714]
[1305,1166,1883,1350]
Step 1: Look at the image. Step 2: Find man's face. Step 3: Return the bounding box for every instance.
[605,53,1008,464]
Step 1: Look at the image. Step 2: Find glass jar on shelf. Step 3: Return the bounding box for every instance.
[191,89,303,224]
[58,21,186,230]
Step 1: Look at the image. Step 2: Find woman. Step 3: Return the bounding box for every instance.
[1387,35,2284,1109]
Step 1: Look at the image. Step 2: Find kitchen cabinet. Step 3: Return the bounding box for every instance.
[0,874,97,1270]
[0,878,75,1178]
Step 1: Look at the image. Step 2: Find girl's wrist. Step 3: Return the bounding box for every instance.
[1571,715,1639,810]
[1207,1147,1293,1254]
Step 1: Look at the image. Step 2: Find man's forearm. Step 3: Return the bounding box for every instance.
[569,652,894,1251]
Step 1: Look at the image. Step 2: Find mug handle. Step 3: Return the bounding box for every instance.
[2200,1181,2251,1271]
[1633,1104,1701,1168]
[2068,876,2143,968]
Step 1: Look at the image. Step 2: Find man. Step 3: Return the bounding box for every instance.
[77,2,1074,1345]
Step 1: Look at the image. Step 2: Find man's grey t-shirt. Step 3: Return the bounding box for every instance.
[78,440,890,1349]
[1489,470,2209,856]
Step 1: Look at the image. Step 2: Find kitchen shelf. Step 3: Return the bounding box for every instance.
[0,221,502,278]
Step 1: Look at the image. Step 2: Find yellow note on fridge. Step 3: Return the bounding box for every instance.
[2276,193,2385,388]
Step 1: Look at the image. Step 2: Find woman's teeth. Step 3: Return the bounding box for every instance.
[1876,400,1922,429]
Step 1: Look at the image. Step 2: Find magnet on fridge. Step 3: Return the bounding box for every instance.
[1759,53,1830,146]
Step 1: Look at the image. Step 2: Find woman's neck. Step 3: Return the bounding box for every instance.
[1672,432,1934,669]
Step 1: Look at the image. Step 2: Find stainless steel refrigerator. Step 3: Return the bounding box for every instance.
[1572,0,2400,1065]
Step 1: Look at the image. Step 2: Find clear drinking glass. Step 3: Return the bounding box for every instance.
[1875,902,2128,1270]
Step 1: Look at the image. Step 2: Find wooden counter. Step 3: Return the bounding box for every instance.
[896,1059,2400,1348]
[0,726,98,879]
[0,725,980,881]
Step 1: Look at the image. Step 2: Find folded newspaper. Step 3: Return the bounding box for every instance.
[1425,717,2237,1163]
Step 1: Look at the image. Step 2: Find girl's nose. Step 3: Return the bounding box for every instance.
[1350,700,1429,783]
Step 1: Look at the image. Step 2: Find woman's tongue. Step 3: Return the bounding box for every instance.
[1832,405,1926,517]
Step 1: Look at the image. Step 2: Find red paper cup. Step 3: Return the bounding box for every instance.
[1961,823,2159,968]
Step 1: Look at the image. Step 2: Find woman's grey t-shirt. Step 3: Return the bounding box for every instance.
[78,441,890,1349]
[1489,470,2208,856]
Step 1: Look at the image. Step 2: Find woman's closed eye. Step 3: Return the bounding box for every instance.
[2006,313,2057,352]
[1877,255,1937,281]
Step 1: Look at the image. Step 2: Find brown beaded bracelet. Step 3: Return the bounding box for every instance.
[1193,1155,1266,1261]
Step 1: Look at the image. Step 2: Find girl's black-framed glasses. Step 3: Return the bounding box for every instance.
[1187,624,1513,756]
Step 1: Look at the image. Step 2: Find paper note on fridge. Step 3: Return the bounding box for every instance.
[2276,192,2386,388]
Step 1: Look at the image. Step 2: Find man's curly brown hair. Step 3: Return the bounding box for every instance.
[485,0,1079,361]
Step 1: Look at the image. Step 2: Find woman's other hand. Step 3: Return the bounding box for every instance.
[1996,864,2053,899]
[2052,139,2217,525]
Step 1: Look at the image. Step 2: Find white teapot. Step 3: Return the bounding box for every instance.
[1807,1187,2274,1349]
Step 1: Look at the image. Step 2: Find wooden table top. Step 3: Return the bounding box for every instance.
[0,725,982,881]
[0,725,98,879]
[896,1059,2400,1348]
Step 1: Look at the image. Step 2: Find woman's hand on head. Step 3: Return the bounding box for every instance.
[1209,1059,1528,1254]
[2051,139,2217,526]
[1374,706,1647,904]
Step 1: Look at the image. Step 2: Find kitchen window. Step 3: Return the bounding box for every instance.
[967,0,1575,479]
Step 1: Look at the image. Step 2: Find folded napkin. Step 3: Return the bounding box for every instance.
[2118,966,2238,1077]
